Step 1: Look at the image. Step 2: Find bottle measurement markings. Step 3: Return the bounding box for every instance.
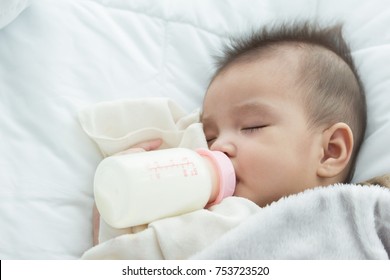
[147,157,198,179]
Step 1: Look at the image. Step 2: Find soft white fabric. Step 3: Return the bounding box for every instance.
[193,184,390,259]
[78,98,206,157]
[0,0,30,29]
[1,0,390,259]
[82,197,259,259]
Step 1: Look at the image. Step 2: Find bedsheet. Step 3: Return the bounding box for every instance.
[1,0,390,259]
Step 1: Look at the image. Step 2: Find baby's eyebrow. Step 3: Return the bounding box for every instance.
[232,101,277,117]
[201,100,278,129]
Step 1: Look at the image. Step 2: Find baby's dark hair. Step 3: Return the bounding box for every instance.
[212,22,367,182]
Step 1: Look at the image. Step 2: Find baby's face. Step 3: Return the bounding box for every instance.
[202,56,325,207]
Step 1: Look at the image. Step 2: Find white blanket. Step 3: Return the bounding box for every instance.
[81,197,259,259]
[193,184,390,259]
[78,98,206,157]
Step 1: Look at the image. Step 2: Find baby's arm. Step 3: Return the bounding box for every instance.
[92,139,162,246]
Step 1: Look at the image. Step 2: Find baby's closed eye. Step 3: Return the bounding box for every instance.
[241,125,268,133]
[206,136,216,144]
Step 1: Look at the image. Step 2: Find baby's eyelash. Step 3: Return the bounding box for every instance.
[241,126,267,133]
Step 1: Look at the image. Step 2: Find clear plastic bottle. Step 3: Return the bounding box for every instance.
[94,148,236,228]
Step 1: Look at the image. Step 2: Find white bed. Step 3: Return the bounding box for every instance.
[1,0,390,259]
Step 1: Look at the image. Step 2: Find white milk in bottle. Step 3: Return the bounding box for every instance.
[94,148,236,228]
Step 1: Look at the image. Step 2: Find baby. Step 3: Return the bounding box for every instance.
[84,21,367,259]
[201,22,366,207]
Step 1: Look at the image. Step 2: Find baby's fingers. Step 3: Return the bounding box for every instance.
[132,139,163,151]
[114,139,163,156]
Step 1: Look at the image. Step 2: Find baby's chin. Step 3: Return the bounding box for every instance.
[233,183,268,207]
[233,183,253,200]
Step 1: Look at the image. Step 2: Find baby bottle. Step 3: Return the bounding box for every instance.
[94,147,236,228]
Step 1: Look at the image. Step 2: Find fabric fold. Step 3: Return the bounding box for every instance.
[78,98,207,157]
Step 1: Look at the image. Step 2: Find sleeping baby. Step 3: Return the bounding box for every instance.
[82,21,374,259]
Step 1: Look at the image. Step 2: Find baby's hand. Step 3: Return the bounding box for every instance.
[114,139,163,156]
[93,138,162,245]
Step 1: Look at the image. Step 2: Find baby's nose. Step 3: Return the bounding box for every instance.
[209,138,236,158]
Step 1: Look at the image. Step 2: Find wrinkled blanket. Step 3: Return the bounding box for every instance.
[81,197,259,259]
[192,183,390,259]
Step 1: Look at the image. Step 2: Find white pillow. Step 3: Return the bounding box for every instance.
[0,0,30,29]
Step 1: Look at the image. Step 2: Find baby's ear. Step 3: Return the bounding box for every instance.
[317,122,354,179]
